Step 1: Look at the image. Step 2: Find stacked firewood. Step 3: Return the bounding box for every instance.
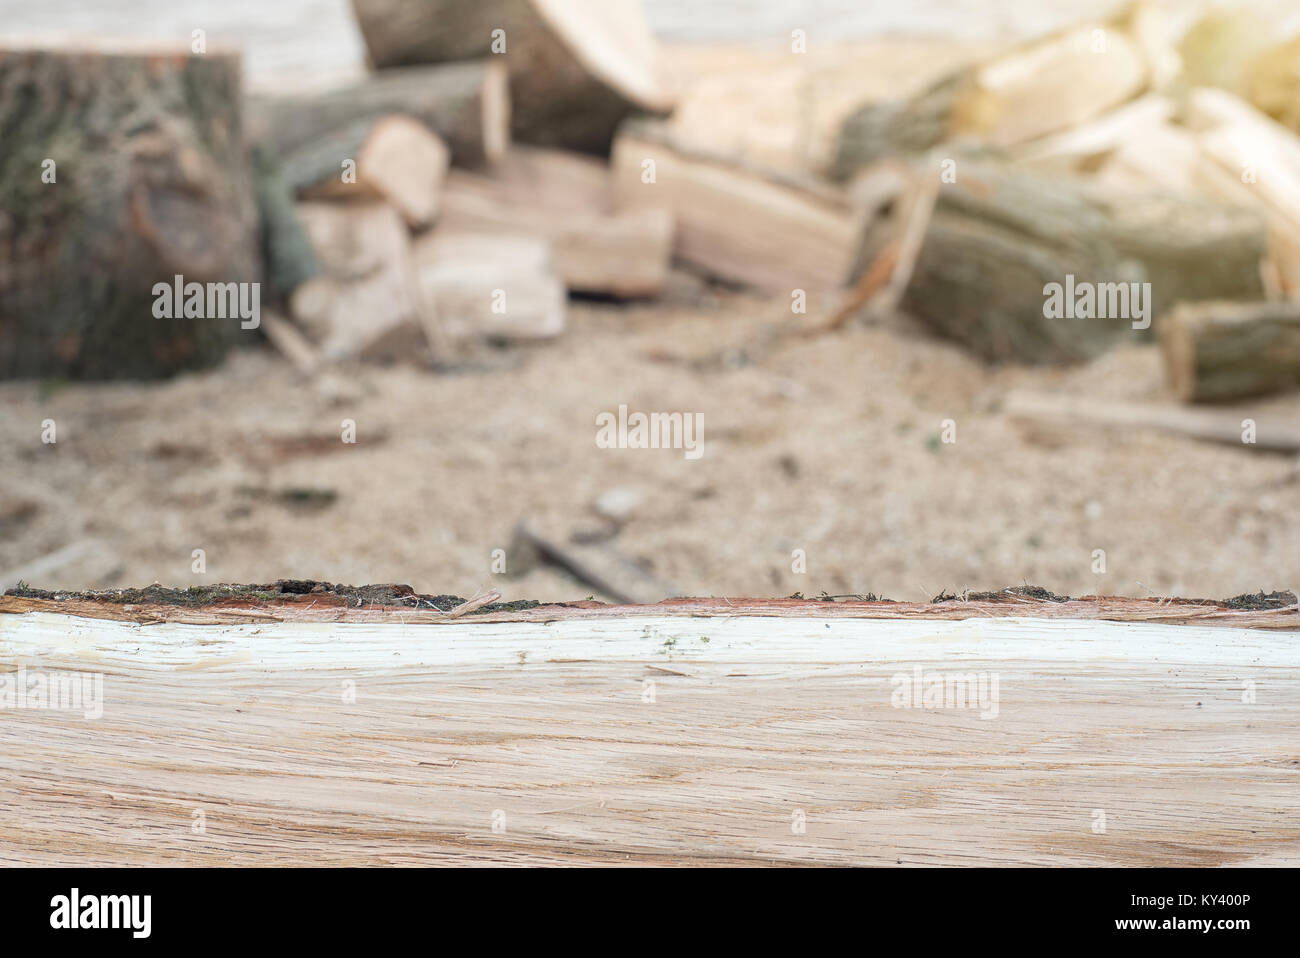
[816,3,1300,402]
[3,0,1299,402]
[250,0,678,365]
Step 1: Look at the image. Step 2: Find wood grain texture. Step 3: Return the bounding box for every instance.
[1,610,1296,866]
[612,118,867,293]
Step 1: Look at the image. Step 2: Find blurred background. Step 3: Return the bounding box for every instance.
[2,0,1299,603]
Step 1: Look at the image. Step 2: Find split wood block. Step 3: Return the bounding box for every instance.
[1183,87,1300,296]
[611,118,868,293]
[949,23,1148,147]
[831,21,1147,178]
[438,145,672,298]
[290,202,428,362]
[281,115,450,229]
[1248,33,1300,133]
[662,38,989,179]
[413,232,566,341]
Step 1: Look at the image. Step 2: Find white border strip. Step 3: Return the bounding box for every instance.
[0,612,1293,672]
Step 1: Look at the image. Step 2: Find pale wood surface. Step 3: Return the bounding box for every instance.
[289,115,450,229]
[438,147,672,298]
[1,608,1296,866]
[612,119,867,292]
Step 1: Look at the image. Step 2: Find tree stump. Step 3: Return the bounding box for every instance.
[0,42,261,379]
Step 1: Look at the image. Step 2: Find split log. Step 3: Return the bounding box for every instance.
[290,202,429,362]
[438,146,671,297]
[611,119,869,293]
[1004,389,1300,453]
[1080,116,1300,298]
[1177,6,1271,96]
[1185,88,1300,226]
[1016,94,1176,168]
[946,20,1147,145]
[1160,301,1300,403]
[349,0,672,154]
[1,592,1297,865]
[1122,0,1186,92]
[831,22,1148,180]
[413,232,566,341]
[900,162,1268,364]
[1182,88,1300,297]
[0,42,261,379]
[247,60,509,167]
[1248,34,1300,133]
[1094,120,1222,197]
[280,115,449,229]
[662,37,987,179]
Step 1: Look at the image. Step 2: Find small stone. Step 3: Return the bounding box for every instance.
[593,487,643,524]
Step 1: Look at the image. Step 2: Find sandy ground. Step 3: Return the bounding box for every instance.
[3,292,1298,603]
[2,3,1298,602]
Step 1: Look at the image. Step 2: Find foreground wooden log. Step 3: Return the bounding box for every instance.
[901,163,1268,364]
[1160,301,1300,403]
[612,119,868,293]
[349,0,672,153]
[0,42,262,379]
[247,60,509,167]
[0,588,1297,866]
[438,146,672,297]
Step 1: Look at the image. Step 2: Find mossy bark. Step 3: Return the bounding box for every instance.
[246,61,508,168]
[0,45,262,379]
[1160,300,1300,402]
[901,163,1268,364]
